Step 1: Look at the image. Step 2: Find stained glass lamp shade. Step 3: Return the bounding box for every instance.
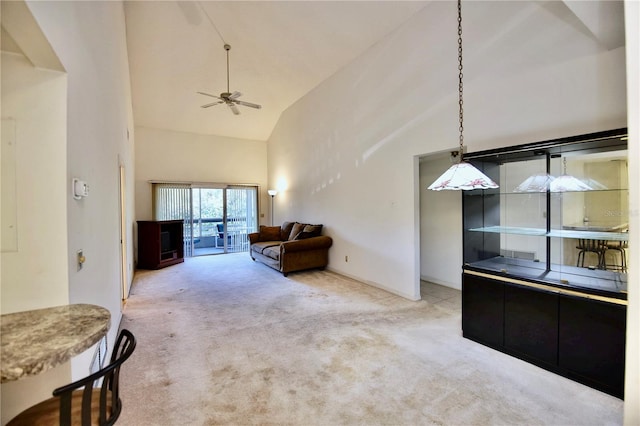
[428,162,499,191]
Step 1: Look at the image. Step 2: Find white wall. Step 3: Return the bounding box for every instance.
[25,0,137,369]
[1,1,136,423]
[419,154,462,289]
[0,52,70,425]
[134,126,268,225]
[0,53,68,311]
[267,1,627,301]
[624,0,639,423]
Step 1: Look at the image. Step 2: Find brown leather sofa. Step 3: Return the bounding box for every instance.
[248,221,333,276]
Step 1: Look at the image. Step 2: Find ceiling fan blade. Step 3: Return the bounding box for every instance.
[228,103,240,115]
[197,91,223,100]
[229,91,242,99]
[201,101,223,108]
[234,100,262,109]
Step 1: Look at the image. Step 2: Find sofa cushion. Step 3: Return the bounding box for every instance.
[280,222,295,241]
[251,241,281,255]
[294,224,323,240]
[260,225,281,241]
[262,245,280,261]
[288,222,306,241]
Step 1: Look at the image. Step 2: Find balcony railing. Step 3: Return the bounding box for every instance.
[184,217,255,256]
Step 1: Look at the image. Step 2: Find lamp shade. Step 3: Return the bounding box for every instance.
[514,173,555,192]
[427,161,498,191]
[267,189,278,196]
[581,178,607,190]
[549,175,593,192]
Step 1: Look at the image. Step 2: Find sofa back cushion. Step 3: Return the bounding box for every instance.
[288,222,306,241]
[294,224,323,240]
[260,225,282,241]
[280,222,295,241]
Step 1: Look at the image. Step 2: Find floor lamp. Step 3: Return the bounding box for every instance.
[268,190,278,226]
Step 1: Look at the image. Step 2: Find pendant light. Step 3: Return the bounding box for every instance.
[549,157,593,192]
[428,0,498,191]
[513,173,555,193]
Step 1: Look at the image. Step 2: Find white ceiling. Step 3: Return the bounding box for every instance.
[124,1,429,141]
[123,1,625,142]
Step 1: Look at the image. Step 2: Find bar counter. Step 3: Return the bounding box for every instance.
[1,304,111,383]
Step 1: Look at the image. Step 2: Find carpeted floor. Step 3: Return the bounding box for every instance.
[119,253,623,425]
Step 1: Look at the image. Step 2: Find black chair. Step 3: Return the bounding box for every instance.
[603,240,628,272]
[576,239,607,269]
[216,223,232,248]
[8,329,136,426]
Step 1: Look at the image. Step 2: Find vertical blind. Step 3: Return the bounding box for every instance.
[226,186,258,233]
[153,183,193,256]
[153,184,191,221]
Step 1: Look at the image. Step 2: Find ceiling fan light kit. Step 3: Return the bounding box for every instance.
[198,43,262,115]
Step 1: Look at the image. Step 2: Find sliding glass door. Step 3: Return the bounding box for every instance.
[191,187,224,256]
[225,186,258,253]
[153,184,258,257]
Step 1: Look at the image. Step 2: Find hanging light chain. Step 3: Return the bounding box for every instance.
[457,0,464,157]
[426,0,500,190]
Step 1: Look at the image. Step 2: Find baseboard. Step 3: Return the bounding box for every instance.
[420,274,461,290]
[326,267,420,301]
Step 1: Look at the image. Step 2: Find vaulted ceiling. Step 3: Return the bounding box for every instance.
[124,1,429,141]
[123,1,625,142]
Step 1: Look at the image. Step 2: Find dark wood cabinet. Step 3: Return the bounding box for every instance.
[460,129,628,399]
[558,295,626,398]
[137,220,184,269]
[462,272,626,398]
[504,284,558,367]
[462,274,504,348]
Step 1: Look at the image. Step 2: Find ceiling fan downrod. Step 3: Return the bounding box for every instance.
[197,42,262,114]
[224,44,231,94]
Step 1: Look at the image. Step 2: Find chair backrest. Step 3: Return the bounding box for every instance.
[217,223,224,238]
[53,329,136,426]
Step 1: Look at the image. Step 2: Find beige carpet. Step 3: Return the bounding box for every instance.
[119,253,622,425]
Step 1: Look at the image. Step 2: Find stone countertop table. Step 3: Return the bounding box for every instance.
[1,304,111,383]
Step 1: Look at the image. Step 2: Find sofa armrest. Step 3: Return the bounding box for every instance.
[281,236,333,253]
[248,232,261,244]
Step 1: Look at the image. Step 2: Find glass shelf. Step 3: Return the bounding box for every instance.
[469,226,629,241]
[468,188,629,196]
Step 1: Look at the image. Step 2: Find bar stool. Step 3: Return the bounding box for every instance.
[576,239,606,269]
[603,240,628,272]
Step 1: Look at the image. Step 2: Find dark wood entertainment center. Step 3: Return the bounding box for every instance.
[137,220,184,269]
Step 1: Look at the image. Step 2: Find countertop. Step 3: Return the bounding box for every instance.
[1,304,111,383]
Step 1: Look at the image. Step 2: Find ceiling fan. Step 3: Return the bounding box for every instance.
[197,44,262,115]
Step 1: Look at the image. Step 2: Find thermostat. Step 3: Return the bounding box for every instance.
[72,178,89,200]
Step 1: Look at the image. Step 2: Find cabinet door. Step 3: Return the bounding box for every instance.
[138,221,161,269]
[462,274,504,348]
[559,296,626,398]
[504,285,558,367]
